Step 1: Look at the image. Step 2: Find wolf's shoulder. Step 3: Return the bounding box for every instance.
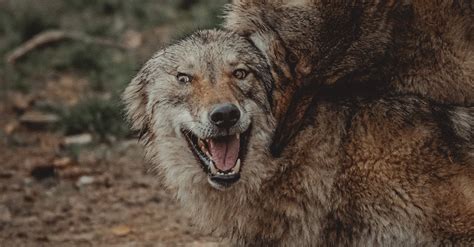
[320,96,474,244]
[343,96,472,164]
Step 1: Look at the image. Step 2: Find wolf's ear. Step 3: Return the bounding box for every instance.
[243,31,316,157]
[225,2,315,157]
[248,31,294,112]
[122,73,149,135]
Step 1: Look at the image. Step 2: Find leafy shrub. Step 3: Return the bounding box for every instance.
[59,97,129,139]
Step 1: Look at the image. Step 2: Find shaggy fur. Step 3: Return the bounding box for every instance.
[223,0,474,155]
[123,29,473,246]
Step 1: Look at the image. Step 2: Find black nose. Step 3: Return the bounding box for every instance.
[209,103,241,128]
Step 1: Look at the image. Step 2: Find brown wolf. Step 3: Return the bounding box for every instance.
[224,0,474,155]
[123,30,473,246]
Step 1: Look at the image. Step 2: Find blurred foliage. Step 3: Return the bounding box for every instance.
[59,97,128,140]
[0,0,227,139]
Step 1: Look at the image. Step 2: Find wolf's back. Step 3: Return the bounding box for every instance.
[224,0,474,154]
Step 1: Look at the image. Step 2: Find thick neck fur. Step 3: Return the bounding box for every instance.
[146,100,348,246]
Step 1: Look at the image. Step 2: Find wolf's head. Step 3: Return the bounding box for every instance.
[123,30,276,192]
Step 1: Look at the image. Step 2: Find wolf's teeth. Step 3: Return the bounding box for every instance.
[198,140,204,149]
[232,159,241,173]
[198,139,207,150]
[236,134,240,140]
[209,160,218,174]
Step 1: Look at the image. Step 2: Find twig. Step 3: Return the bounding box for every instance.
[5,30,128,64]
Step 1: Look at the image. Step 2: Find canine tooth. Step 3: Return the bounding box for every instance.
[232,159,241,173]
[198,139,206,149]
[209,160,218,174]
[236,134,240,140]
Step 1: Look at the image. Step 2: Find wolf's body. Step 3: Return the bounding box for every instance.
[182,95,474,246]
[224,0,474,154]
[123,29,473,246]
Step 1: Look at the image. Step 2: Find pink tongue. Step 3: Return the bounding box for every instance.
[209,135,240,171]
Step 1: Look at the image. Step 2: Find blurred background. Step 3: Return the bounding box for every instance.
[0,0,228,245]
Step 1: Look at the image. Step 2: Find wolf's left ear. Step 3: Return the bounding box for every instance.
[122,72,150,136]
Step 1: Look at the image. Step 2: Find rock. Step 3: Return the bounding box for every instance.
[19,111,59,130]
[0,205,12,223]
[63,133,93,146]
[76,176,95,187]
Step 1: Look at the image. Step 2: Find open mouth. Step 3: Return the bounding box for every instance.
[182,127,251,190]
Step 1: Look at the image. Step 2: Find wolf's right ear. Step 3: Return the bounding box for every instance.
[122,73,149,135]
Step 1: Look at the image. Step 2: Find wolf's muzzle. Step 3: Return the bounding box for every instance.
[209,103,241,129]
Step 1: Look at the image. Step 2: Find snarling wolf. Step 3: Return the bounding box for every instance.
[123,29,473,245]
[224,0,474,155]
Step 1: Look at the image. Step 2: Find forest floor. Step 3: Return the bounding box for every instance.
[0,98,224,246]
[0,0,229,246]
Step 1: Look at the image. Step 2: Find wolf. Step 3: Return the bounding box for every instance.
[224,0,474,155]
[123,29,473,246]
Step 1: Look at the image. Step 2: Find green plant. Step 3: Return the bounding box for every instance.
[59,97,129,139]
[1,0,228,142]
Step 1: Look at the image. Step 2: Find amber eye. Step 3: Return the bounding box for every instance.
[177,73,192,84]
[233,69,248,80]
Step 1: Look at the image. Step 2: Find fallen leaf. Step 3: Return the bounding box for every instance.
[52,157,73,168]
[9,92,33,112]
[4,121,19,135]
[110,225,131,236]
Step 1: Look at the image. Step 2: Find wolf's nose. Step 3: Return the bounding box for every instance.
[209,103,241,128]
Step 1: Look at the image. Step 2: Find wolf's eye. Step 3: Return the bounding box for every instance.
[233,69,248,80]
[177,73,192,84]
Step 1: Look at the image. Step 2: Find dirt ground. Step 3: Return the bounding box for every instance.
[0,1,231,245]
[0,102,223,246]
